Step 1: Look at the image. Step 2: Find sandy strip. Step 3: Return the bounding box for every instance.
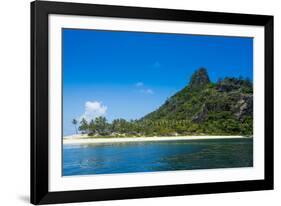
[63,135,251,145]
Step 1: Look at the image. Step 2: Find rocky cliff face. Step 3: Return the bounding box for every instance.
[142,68,253,135]
[233,94,253,121]
[192,93,253,123]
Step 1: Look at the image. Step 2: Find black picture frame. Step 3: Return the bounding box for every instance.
[31,0,274,204]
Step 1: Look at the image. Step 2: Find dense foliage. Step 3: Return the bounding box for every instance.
[74,68,253,137]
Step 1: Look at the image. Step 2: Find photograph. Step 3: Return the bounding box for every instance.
[62,29,254,176]
[30,1,273,204]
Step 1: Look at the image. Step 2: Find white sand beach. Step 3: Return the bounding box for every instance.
[63,135,252,145]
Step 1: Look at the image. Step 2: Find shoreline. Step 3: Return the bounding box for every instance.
[63,135,252,145]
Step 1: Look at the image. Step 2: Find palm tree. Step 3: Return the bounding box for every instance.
[79,118,89,134]
[94,116,108,135]
[72,118,78,134]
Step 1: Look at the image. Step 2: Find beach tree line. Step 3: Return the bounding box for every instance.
[72,115,252,138]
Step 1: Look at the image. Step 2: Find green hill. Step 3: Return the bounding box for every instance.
[77,68,253,137]
[141,68,253,135]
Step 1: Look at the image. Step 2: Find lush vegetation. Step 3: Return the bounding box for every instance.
[72,68,253,137]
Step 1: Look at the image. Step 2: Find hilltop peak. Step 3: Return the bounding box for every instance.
[189,68,210,90]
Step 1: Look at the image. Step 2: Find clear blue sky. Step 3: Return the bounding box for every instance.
[63,28,253,136]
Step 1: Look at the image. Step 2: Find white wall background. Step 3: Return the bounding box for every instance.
[0,0,279,205]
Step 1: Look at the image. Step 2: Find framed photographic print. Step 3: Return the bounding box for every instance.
[31,0,274,204]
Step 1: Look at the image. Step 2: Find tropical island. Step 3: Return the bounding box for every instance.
[67,68,253,141]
